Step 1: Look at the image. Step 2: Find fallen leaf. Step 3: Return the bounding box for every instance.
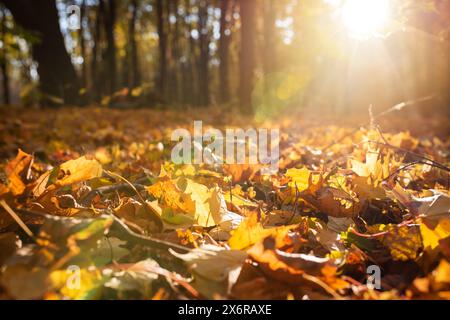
[55,156,103,187]
[5,149,33,196]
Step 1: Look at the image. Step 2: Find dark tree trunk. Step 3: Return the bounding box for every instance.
[182,0,196,106]
[164,0,174,103]
[79,0,87,89]
[170,0,180,103]
[122,43,130,88]
[91,0,104,101]
[0,0,80,105]
[263,0,276,77]
[219,0,232,104]
[1,6,9,105]
[197,0,210,107]
[104,0,117,95]
[129,0,140,89]
[156,0,167,100]
[239,0,256,113]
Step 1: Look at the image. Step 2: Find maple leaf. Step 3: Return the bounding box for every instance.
[350,149,390,186]
[352,176,386,200]
[247,236,347,295]
[381,224,422,261]
[55,156,103,187]
[228,212,293,250]
[147,176,195,215]
[420,218,450,252]
[286,167,322,194]
[5,149,33,196]
[115,198,162,233]
[148,176,229,227]
[303,187,362,218]
[286,167,312,192]
[181,178,224,227]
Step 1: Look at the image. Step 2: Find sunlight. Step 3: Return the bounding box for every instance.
[341,0,390,39]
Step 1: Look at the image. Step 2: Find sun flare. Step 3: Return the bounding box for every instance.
[341,0,391,39]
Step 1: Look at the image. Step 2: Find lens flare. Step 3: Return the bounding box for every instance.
[341,0,390,39]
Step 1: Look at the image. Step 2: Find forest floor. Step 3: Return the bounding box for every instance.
[0,106,449,300]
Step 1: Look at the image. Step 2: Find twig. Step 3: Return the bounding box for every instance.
[383,161,426,182]
[15,207,192,253]
[365,140,450,173]
[0,199,34,238]
[80,182,146,206]
[302,273,343,299]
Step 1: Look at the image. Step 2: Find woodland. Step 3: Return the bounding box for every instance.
[0,0,449,300]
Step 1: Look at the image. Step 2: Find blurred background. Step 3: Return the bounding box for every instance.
[0,0,448,117]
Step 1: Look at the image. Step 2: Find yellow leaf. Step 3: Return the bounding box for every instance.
[223,192,258,208]
[147,176,195,214]
[0,183,9,196]
[350,159,370,177]
[286,167,311,192]
[434,260,450,285]
[181,178,224,227]
[5,149,33,196]
[147,177,226,227]
[49,268,103,300]
[56,156,103,187]
[351,150,389,185]
[420,218,450,251]
[352,176,386,199]
[228,213,293,250]
[94,148,112,165]
[382,224,422,261]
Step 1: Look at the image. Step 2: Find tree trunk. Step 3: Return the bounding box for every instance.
[219,0,231,104]
[182,0,196,106]
[156,0,167,100]
[104,0,117,95]
[91,0,104,102]
[0,0,80,105]
[164,0,174,103]
[170,0,180,103]
[79,0,87,89]
[239,0,256,113]
[263,0,276,77]
[129,0,140,89]
[197,0,210,107]
[0,6,9,105]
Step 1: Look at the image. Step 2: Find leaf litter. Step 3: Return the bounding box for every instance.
[0,107,449,300]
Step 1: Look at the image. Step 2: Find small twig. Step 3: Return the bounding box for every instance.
[80,183,146,206]
[0,199,34,238]
[383,161,426,182]
[15,207,192,253]
[302,273,343,299]
[348,220,416,239]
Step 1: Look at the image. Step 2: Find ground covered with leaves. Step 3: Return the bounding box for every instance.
[0,106,449,300]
